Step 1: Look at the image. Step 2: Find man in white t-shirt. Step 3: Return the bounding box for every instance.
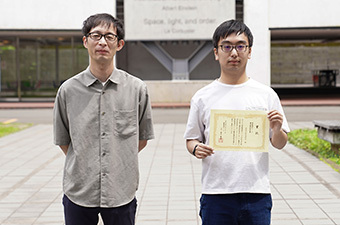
[184,20,290,225]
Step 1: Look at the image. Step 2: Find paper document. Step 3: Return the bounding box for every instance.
[209,110,269,152]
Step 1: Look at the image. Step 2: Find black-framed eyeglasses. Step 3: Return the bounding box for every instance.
[86,32,118,42]
[219,44,249,53]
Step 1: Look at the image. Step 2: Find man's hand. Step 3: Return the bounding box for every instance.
[267,110,288,149]
[268,110,283,132]
[186,140,214,159]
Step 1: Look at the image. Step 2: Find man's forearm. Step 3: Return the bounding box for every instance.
[59,145,69,155]
[271,129,288,150]
[139,140,147,152]
[186,139,200,155]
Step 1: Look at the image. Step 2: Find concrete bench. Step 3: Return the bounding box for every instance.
[314,120,340,155]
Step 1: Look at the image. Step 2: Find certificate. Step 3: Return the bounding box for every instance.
[209,110,269,152]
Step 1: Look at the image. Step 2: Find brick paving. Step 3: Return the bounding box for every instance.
[0,121,340,224]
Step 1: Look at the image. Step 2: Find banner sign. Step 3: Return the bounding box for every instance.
[124,0,235,40]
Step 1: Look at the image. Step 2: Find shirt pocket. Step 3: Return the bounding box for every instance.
[114,109,137,137]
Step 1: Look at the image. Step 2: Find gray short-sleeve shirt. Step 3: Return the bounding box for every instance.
[53,67,154,207]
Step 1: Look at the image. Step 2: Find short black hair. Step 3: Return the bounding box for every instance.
[213,20,253,49]
[82,13,124,40]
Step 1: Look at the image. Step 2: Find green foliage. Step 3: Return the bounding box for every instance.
[0,123,32,138]
[288,129,340,166]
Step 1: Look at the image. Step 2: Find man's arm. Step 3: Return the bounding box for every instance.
[137,84,154,153]
[186,139,214,159]
[59,145,69,155]
[268,110,288,149]
[139,140,148,152]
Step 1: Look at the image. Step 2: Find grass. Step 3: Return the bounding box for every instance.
[288,128,340,171]
[0,123,33,138]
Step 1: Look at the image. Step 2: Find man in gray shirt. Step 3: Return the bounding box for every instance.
[53,13,154,225]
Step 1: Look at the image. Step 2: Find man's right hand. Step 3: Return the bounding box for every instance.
[186,140,214,159]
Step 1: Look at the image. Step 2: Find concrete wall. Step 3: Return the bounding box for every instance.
[117,41,220,81]
[271,44,340,85]
[2,0,339,30]
[145,80,212,103]
[270,0,340,28]
[244,0,271,86]
[0,0,115,29]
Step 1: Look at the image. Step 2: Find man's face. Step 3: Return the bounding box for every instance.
[83,23,124,64]
[214,32,252,73]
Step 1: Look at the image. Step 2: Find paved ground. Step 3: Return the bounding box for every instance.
[0,105,340,124]
[0,106,340,224]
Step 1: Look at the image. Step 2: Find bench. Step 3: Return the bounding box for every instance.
[314,120,340,155]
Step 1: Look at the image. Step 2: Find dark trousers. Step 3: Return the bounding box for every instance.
[63,195,137,225]
[200,193,272,225]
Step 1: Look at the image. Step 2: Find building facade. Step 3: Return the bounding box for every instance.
[0,0,339,101]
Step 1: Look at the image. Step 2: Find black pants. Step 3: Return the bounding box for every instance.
[63,195,137,225]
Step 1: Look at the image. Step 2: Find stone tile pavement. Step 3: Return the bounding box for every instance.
[0,122,340,225]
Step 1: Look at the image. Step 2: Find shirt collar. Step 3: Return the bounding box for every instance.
[82,67,121,87]
[107,68,121,84]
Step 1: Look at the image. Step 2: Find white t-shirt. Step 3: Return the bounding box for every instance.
[184,78,290,194]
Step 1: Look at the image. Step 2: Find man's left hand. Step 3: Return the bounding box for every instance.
[267,110,283,132]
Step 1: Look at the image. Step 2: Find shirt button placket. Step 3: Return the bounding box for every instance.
[100,88,108,206]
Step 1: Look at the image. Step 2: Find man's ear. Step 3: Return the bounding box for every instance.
[82,36,88,49]
[116,39,125,52]
[248,47,252,59]
[213,48,219,61]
